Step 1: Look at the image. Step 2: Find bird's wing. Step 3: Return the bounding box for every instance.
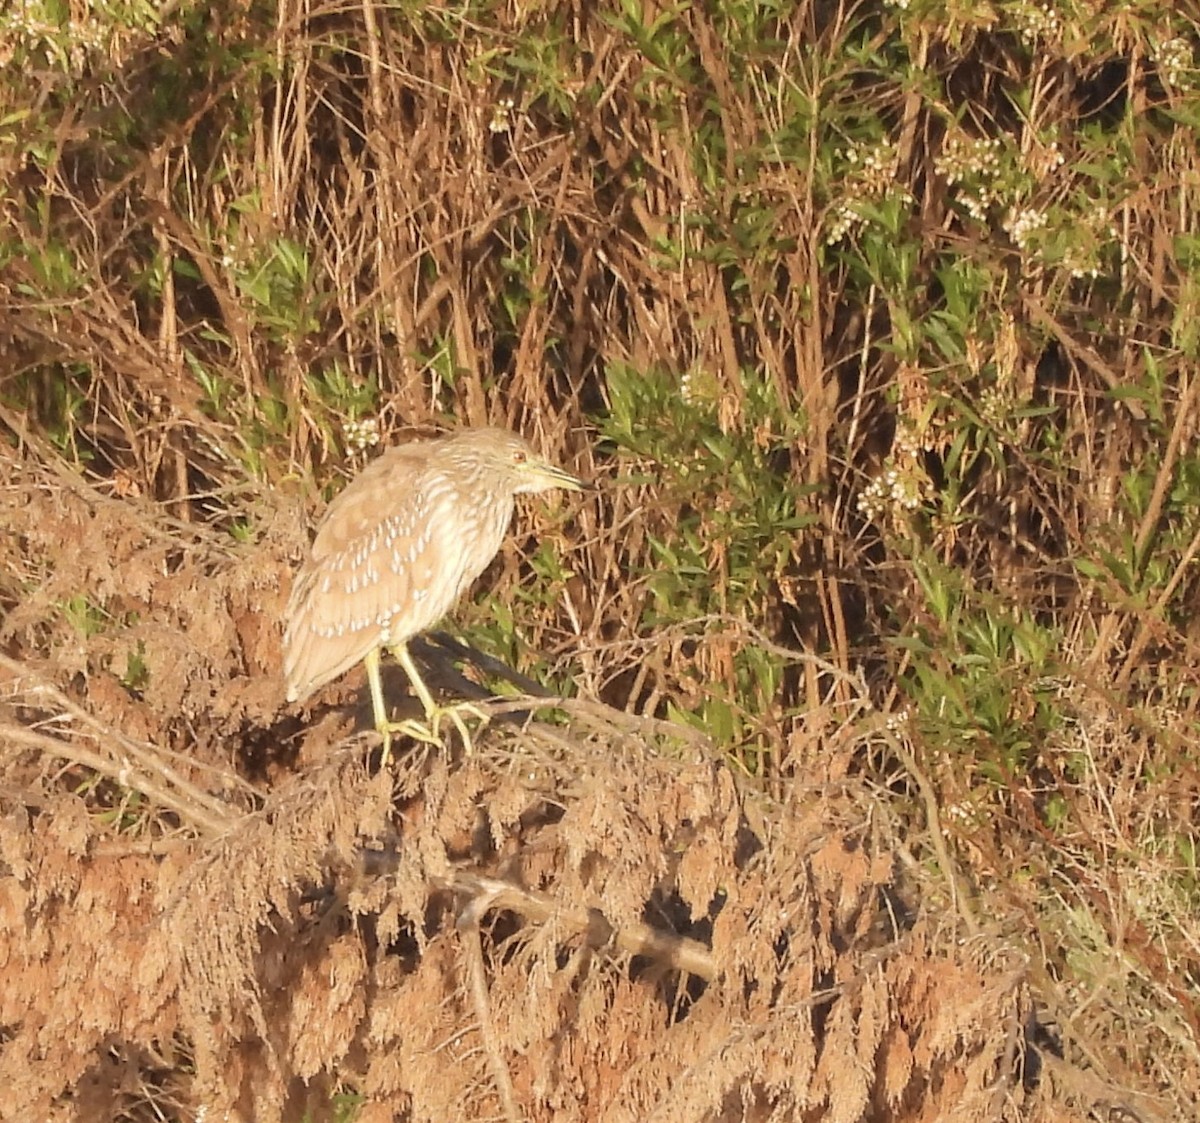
[283,451,444,702]
[309,444,426,562]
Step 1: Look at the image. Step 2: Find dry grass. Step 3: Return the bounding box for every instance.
[3,0,1200,1120]
[0,436,1174,1122]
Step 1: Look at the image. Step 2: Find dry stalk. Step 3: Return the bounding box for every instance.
[0,721,231,837]
[0,653,251,836]
[458,881,522,1123]
[452,871,715,982]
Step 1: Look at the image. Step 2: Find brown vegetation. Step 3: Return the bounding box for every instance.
[0,433,1167,1122]
[3,0,1200,1120]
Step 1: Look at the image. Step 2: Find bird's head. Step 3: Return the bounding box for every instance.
[457,428,586,496]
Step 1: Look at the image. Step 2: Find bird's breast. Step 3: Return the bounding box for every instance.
[381,491,503,636]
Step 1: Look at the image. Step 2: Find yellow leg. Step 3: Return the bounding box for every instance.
[392,640,488,756]
[364,642,488,764]
[363,646,398,764]
[365,644,442,764]
[392,639,438,716]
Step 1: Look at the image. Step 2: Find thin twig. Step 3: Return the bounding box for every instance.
[453,871,715,981]
[1,653,252,815]
[457,883,522,1123]
[0,722,230,836]
[878,723,980,936]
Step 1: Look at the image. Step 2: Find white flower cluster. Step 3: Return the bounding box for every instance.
[1013,2,1063,46]
[936,135,1005,222]
[826,205,860,245]
[1061,209,1118,279]
[1003,206,1049,252]
[944,800,977,825]
[845,141,901,195]
[857,428,929,522]
[1153,36,1193,88]
[935,136,1003,185]
[1002,201,1115,279]
[978,383,1011,426]
[344,417,381,452]
[0,0,106,73]
[883,708,911,733]
[489,97,517,134]
[826,141,910,244]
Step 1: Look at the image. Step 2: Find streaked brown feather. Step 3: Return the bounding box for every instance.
[281,427,578,708]
[284,437,513,701]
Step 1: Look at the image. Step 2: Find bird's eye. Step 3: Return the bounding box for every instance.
[512,450,528,465]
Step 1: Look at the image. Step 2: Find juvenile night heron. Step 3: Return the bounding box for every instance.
[283,427,584,760]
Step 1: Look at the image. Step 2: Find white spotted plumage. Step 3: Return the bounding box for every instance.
[282,427,579,705]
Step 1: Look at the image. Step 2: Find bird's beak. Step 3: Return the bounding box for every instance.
[528,458,587,492]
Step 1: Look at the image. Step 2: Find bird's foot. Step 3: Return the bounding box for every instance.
[427,700,491,756]
[377,701,490,763]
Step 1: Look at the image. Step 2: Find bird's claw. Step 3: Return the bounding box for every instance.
[378,701,490,764]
